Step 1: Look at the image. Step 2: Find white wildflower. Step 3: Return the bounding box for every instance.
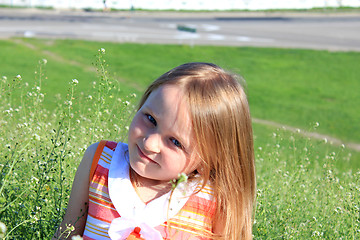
[178,173,188,183]
[65,100,73,106]
[31,176,39,184]
[0,222,6,238]
[33,134,41,141]
[16,74,22,79]
[42,59,47,64]
[323,138,328,144]
[99,48,105,54]
[312,231,320,236]
[2,76,7,81]
[72,235,83,240]
[72,79,79,85]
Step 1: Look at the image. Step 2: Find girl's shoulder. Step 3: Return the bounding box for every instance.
[103,140,119,150]
[186,181,216,213]
[89,140,127,172]
[192,179,215,201]
[91,140,127,158]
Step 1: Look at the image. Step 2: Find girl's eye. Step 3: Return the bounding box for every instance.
[146,114,157,126]
[171,138,183,149]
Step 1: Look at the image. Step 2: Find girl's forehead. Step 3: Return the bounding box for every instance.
[146,85,185,107]
[143,85,194,145]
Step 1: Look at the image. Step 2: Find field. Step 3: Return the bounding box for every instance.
[0,38,359,239]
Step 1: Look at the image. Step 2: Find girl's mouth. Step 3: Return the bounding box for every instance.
[136,145,157,164]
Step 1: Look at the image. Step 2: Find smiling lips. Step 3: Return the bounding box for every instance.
[136,145,158,164]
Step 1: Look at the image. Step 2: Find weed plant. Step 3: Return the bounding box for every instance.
[0,49,135,239]
[253,125,360,238]
[0,48,359,239]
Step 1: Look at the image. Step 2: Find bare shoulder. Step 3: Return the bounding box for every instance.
[71,142,99,183]
[85,142,99,157]
[52,142,100,239]
[80,142,99,170]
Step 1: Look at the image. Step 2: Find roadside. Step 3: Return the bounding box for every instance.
[1,6,360,51]
[0,6,360,19]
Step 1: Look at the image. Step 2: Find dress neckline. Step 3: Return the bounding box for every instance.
[108,142,198,227]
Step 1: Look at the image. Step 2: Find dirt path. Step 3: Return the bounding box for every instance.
[12,38,143,90]
[12,38,360,152]
[253,118,360,152]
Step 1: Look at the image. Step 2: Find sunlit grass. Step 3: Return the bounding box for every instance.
[253,123,360,238]
[0,39,359,238]
[0,50,136,238]
[6,38,360,143]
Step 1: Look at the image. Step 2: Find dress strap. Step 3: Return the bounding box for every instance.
[89,140,108,184]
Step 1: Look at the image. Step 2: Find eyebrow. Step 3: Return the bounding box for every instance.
[142,105,159,119]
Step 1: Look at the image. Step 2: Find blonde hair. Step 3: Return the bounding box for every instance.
[138,62,256,240]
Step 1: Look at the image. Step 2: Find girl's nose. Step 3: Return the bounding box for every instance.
[143,133,161,153]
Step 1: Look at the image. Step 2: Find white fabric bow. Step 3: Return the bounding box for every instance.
[107,143,199,240]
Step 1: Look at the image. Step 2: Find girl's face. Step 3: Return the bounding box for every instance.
[128,85,198,183]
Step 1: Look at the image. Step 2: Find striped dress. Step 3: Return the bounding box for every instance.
[83,141,216,240]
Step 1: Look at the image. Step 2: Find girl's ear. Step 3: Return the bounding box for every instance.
[193,158,207,177]
[195,164,204,175]
[193,150,204,175]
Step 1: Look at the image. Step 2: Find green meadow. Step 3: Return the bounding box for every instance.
[0,38,359,238]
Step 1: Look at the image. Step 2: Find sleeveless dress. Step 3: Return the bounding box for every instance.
[82,141,216,240]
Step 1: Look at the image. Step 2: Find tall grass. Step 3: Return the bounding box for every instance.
[0,47,359,238]
[0,49,135,239]
[253,124,360,238]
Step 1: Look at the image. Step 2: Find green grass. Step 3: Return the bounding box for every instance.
[253,123,359,238]
[6,38,360,144]
[0,38,359,238]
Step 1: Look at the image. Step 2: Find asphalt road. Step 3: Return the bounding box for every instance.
[0,8,360,51]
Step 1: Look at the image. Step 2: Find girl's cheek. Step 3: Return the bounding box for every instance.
[131,118,147,137]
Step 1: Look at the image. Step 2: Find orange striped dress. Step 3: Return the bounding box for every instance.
[83,141,216,240]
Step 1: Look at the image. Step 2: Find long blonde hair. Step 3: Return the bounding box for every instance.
[138,62,256,240]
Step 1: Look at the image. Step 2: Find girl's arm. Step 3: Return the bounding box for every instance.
[52,142,99,239]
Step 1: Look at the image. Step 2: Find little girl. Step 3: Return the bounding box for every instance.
[54,62,256,240]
